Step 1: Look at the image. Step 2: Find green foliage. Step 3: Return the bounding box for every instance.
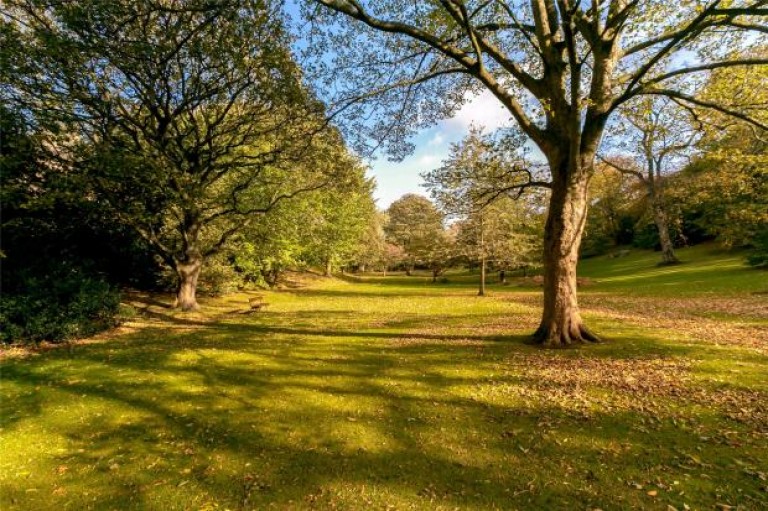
[301,172,378,273]
[0,264,120,344]
[423,128,544,271]
[384,194,446,271]
[0,105,151,344]
[2,0,341,309]
[675,151,768,250]
[422,126,537,216]
[352,211,394,271]
[230,161,377,284]
[582,166,640,257]
[674,53,768,252]
[746,228,768,269]
[454,197,543,271]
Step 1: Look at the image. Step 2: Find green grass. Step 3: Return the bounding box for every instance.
[1,244,766,510]
[578,244,766,297]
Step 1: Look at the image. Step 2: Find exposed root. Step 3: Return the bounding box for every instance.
[531,323,602,347]
[175,301,201,312]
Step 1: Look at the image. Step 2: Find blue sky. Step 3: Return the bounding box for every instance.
[283,2,515,209]
[367,90,515,208]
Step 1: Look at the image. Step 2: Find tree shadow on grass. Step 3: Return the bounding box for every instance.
[2,325,765,510]
[3,279,766,509]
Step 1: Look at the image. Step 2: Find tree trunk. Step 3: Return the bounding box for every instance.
[533,168,600,346]
[265,268,280,287]
[651,196,679,265]
[174,258,202,311]
[405,263,413,276]
[173,217,204,312]
[324,259,332,277]
[499,270,506,284]
[478,213,486,296]
[478,254,486,296]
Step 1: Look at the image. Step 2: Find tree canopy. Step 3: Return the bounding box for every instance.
[305,0,768,345]
[2,0,347,310]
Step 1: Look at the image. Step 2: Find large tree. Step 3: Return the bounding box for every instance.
[3,0,338,310]
[303,171,378,276]
[306,0,768,345]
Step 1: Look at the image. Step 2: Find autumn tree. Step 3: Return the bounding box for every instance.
[677,51,768,258]
[2,0,340,310]
[306,0,768,345]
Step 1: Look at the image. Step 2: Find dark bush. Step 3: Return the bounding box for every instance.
[0,264,121,344]
[746,228,768,269]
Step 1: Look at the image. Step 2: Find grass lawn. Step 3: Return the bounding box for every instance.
[1,244,766,510]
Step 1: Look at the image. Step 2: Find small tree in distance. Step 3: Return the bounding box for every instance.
[384,194,446,276]
[423,127,542,295]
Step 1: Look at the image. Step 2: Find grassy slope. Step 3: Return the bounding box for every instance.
[1,245,766,510]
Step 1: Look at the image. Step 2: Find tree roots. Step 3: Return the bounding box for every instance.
[531,323,602,347]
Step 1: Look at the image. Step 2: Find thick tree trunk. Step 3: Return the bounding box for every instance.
[651,196,679,265]
[533,167,600,346]
[174,258,202,311]
[405,263,413,276]
[324,259,332,277]
[173,217,203,312]
[499,270,506,284]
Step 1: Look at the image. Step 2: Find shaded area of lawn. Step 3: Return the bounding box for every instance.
[1,246,767,510]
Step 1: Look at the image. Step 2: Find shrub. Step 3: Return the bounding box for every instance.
[746,228,768,269]
[0,265,121,344]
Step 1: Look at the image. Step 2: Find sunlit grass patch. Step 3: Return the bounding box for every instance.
[1,245,766,509]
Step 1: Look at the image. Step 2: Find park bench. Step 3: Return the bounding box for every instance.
[248,295,269,311]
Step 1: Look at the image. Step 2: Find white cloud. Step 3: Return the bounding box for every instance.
[417,154,440,166]
[427,132,445,146]
[446,90,513,132]
[367,90,517,208]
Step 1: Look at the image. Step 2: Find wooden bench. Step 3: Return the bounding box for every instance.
[248,295,269,311]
